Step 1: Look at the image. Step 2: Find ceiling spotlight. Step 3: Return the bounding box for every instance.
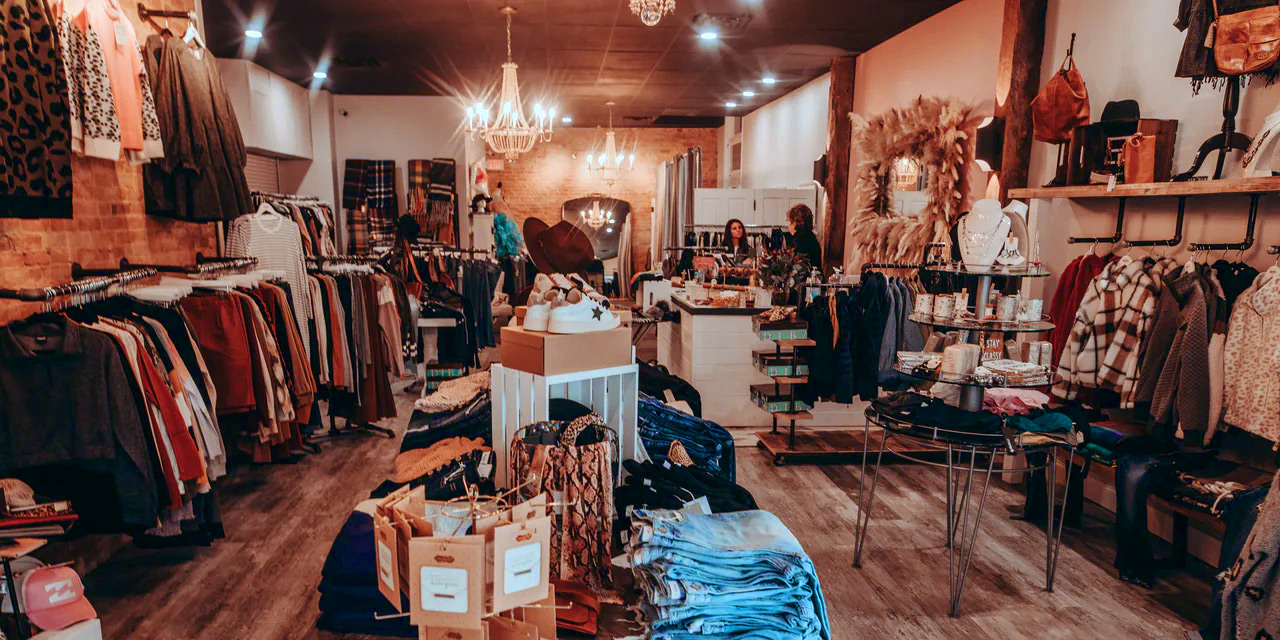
[742,90,755,97]
[244,29,263,39]
[606,227,614,233]
[699,30,719,40]
[761,76,776,85]
[725,102,737,108]
[562,116,573,124]
[313,71,328,79]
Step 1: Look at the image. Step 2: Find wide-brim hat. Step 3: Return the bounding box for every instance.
[523,218,595,276]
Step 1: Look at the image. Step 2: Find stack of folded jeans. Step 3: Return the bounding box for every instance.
[638,394,735,481]
[626,509,830,640]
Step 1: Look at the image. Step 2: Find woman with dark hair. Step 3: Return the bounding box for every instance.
[723,218,751,262]
[786,204,822,271]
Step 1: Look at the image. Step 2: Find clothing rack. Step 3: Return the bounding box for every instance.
[862,263,922,273]
[71,257,258,279]
[136,3,195,21]
[251,191,329,206]
[307,255,382,265]
[685,223,787,230]
[0,268,157,302]
[1189,194,1261,252]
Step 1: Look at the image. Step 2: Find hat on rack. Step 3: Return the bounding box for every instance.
[523,218,596,276]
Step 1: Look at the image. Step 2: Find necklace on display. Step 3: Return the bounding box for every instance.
[961,216,1005,254]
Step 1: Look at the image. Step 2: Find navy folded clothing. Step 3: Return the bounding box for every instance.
[320,511,376,585]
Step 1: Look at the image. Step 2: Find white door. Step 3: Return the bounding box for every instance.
[755,189,815,227]
[694,188,756,228]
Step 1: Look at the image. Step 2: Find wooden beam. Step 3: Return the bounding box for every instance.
[823,55,856,273]
[995,0,1048,200]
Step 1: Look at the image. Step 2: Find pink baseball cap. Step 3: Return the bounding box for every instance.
[22,566,97,631]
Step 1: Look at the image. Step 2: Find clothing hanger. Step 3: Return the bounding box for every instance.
[182,12,205,49]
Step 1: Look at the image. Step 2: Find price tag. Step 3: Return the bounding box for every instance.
[503,544,542,594]
[681,496,712,515]
[377,539,394,589]
[1106,174,1117,192]
[420,567,469,613]
[113,21,129,47]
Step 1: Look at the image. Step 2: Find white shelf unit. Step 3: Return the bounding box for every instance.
[490,361,644,488]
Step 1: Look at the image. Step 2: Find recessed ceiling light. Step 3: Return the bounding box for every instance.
[561,116,573,124]
[244,29,263,39]
[699,30,719,40]
[725,102,737,108]
[762,76,777,85]
[313,71,328,79]
[742,90,755,98]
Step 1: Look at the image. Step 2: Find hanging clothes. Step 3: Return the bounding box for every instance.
[142,33,249,221]
[0,295,229,541]
[0,0,73,218]
[61,0,163,161]
[227,212,313,360]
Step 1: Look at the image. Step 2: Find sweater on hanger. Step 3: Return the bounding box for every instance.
[227,214,312,360]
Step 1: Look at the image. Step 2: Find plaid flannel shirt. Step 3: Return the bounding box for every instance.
[1056,257,1171,402]
[1098,258,1167,403]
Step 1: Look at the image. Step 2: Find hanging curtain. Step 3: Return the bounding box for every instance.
[651,162,669,270]
[618,215,633,296]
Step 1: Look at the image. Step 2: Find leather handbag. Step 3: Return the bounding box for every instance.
[1213,0,1280,75]
[1031,50,1089,144]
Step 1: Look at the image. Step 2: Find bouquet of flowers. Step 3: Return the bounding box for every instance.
[756,247,811,295]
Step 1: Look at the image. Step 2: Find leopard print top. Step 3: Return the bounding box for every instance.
[0,0,73,218]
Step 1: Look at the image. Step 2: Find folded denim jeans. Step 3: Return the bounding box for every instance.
[628,509,830,640]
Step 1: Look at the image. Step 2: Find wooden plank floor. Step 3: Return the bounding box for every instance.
[76,380,1207,640]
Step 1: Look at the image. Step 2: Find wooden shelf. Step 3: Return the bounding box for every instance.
[1009,176,1280,200]
[772,376,809,384]
[771,411,813,420]
[776,339,816,348]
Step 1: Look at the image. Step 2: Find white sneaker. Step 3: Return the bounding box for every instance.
[547,290,620,334]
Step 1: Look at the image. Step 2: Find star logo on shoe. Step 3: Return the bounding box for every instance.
[592,306,604,320]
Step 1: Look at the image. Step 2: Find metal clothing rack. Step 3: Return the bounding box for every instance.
[0,268,158,306]
[685,223,787,229]
[306,255,382,266]
[72,257,257,279]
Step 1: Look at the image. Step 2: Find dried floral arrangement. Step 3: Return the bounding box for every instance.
[848,96,976,266]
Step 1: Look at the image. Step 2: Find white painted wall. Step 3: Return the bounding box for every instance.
[851,0,1003,119]
[279,90,339,208]
[740,73,831,189]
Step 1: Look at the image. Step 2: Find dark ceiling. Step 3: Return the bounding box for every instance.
[202,0,961,128]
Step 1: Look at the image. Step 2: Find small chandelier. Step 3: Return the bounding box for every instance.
[579,196,616,230]
[465,6,555,161]
[630,0,676,26]
[585,102,635,187]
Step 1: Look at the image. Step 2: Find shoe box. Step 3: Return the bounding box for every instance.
[500,325,632,376]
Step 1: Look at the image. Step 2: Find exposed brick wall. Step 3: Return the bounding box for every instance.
[0,0,217,324]
[486,127,719,275]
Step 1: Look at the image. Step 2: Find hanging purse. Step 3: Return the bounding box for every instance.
[1212,0,1280,75]
[510,415,618,598]
[1031,48,1090,144]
